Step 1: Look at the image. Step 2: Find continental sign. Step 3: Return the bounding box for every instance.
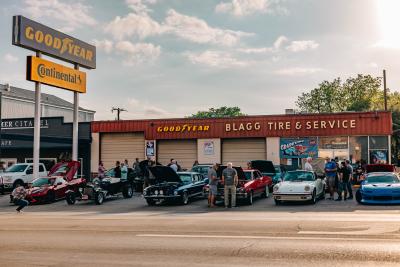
[157,124,210,133]
[13,15,96,69]
[27,56,86,93]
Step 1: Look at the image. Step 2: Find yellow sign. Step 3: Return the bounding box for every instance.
[157,124,210,133]
[26,56,86,93]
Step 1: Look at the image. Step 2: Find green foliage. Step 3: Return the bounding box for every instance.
[189,106,245,118]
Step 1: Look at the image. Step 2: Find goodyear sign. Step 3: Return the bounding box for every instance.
[13,15,96,69]
[27,56,86,93]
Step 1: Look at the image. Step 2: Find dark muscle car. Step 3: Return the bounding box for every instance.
[143,166,206,205]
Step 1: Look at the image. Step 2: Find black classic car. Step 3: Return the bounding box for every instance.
[65,168,134,205]
[143,166,206,205]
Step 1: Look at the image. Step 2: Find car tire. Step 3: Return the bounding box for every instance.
[94,192,105,205]
[122,185,134,198]
[355,190,362,204]
[247,191,253,205]
[46,191,56,203]
[274,199,281,205]
[310,190,317,204]
[181,192,189,205]
[66,192,76,205]
[263,186,269,198]
[146,198,156,206]
[13,180,24,189]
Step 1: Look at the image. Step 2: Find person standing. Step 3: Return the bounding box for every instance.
[98,161,106,179]
[170,160,178,172]
[11,185,29,212]
[337,161,351,201]
[304,157,313,172]
[207,164,219,208]
[133,158,140,174]
[324,158,337,200]
[222,162,238,208]
[121,162,128,181]
[114,161,121,178]
[193,160,199,167]
[345,160,353,200]
[124,159,129,169]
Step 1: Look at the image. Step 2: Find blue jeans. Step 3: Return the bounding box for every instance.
[346,181,353,197]
[14,199,29,211]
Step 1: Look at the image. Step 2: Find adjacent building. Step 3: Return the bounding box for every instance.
[91,111,392,172]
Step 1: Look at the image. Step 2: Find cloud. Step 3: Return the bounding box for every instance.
[105,13,162,40]
[144,106,169,116]
[115,41,161,66]
[93,39,113,54]
[274,67,322,76]
[4,53,18,63]
[215,0,287,17]
[23,0,96,32]
[164,9,253,46]
[185,50,250,68]
[237,35,287,54]
[125,0,157,14]
[274,35,288,49]
[126,97,171,118]
[286,40,319,52]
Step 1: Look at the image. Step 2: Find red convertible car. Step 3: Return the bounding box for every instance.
[25,161,84,204]
[204,165,273,205]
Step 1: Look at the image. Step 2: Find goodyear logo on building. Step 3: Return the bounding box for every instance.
[27,56,86,93]
[157,124,210,133]
[13,15,96,69]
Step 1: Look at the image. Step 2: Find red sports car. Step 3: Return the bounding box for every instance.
[25,161,84,204]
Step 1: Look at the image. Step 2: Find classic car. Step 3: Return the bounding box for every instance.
[191,164,213,177]
[273,170,325,205]
[143,166,206,205]
[65,168,134,205]
[24,161,83,204]
[204,165,272,205]
[250,160,278,188]
[355,164,399,204]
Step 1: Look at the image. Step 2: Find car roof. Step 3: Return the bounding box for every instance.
[367,172,396,176]
[177,171,201,175]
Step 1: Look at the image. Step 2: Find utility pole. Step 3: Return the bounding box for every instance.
[383,69,388,111]
[111,107,127,120]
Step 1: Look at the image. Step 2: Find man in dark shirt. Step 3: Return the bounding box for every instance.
[114,161,121,178]
[337,161,351,201]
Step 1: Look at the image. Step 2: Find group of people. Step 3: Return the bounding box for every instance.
[98,158,144,180]
[207,162,238,209]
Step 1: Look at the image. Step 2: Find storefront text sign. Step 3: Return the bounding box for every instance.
[27,56,86,93]
[1,119,49,130]
[157,124,210,133]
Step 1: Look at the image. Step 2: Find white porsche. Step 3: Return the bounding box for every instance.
[273,170,325,205]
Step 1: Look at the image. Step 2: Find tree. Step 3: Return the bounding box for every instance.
[189,106,246,118]
[295,74,382,113]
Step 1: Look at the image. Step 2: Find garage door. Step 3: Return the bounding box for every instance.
[157,140,197,170]
[100,133,145,169]
[222,138,266,167]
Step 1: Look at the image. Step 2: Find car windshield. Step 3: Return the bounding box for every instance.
[178,174,192,183]
[367,175,399,184]
[5,164,28,173]
[52,164,70,176]
[284,171,314,182]
[243,172,252,180]
[274,167,281,173]
[32,178,53,187]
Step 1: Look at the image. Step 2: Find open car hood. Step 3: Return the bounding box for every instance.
[149,166,181,183]
[216,166,246,180]
[47,161,80,181]
[250,160,276,175]
[366,164,395,173]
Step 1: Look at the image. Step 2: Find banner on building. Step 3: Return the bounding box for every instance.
[203,141,214,155]
[145,140,155,158]
[280,138,318,158]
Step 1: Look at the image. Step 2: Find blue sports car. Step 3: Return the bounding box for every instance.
[356,172,400,204]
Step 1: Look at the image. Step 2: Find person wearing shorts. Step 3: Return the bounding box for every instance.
[325,158,337,200]
[208,164,219,208]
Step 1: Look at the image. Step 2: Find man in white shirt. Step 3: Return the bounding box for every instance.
[304,157,313,171]
[170,160,178,172]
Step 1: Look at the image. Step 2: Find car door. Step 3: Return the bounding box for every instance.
[192,174,205,195]
[24,165,34,183]
[257,170,270,191]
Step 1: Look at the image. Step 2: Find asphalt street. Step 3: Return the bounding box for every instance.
[1,192,400,267]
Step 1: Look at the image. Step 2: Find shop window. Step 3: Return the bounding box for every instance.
[349,136,368,164]
[318,136,348,149]
[369,136,388,149]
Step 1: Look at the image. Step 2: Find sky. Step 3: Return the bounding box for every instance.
[0,0,399,120]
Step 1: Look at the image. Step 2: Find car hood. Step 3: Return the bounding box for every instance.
[149,166,181,183]
[0,172,21,177]
[366,164,395,173]
[250,160,276,175]
[28,186,51,195]
[275,181,315,193]
[363,183,400,190]
[48,161,80,181]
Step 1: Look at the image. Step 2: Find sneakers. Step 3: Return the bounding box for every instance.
[335,198,342,201]
[347,196,353,200]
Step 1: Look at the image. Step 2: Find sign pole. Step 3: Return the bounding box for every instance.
[72,64,79,162]
[33,51,41,181]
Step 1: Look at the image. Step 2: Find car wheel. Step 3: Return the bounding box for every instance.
[355,190,362,204]
[13,180,24,189]
[263,186,269,198]
[182,192,189,205]
[122,185,133,198]
[310,190,317,204]
[46,191,56,203]
[247,191,253,205]
[95,192,105,205]
[66,192,76,205]
[274,199,281,205]
[146,198,156,206]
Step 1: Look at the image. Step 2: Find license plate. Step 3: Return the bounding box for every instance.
[82,195,89,200]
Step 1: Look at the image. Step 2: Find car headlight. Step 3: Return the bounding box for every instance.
[159,190,164,195]
[273,185,279,192]
[174,190,178,196]
[304,185,311,191]
[155,190,159,195]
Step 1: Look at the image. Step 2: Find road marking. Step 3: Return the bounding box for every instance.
[136,234,400,242]
[299,225,400,235]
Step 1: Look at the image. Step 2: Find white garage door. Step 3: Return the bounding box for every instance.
[222,138,266,167]
[157,140,197,170]
[100,133,145,169]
